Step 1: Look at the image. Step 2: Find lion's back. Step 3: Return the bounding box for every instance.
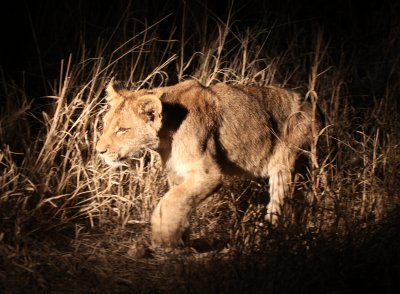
[210,83,303,176]
[160,80,312,176]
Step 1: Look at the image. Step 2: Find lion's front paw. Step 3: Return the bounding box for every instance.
[150,197,190,247]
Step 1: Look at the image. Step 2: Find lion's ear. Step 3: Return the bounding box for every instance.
[136,95,163,131]
[105,78,131,103]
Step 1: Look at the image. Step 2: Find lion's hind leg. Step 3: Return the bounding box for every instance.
[265,150,294,225]
[265,109,314,225]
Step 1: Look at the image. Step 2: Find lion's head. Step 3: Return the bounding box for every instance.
[96,79,163,167]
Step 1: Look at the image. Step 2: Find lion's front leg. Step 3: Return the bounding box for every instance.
[150,171,221,247]
[150,187,191,247]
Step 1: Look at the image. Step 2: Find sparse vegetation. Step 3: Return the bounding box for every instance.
[1,1,399,293]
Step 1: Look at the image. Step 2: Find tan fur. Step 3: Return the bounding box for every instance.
[96,79,319,247]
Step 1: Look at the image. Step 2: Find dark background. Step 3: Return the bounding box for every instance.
[0,2,399,293]
[0,0,397,97]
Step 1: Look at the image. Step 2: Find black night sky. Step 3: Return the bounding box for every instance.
[0,0,397,97]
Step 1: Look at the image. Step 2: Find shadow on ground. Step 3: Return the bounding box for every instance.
[1,207,399,294]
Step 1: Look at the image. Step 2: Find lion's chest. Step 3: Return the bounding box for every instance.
[165,158,187,186]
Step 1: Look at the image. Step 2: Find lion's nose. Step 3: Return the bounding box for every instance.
[96,141,109,154]
[98,148,108,154]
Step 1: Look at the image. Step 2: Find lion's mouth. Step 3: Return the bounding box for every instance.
[100,149,152,167]
[102,156,126,168]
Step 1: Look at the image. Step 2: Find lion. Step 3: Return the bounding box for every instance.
[96,79,319,247]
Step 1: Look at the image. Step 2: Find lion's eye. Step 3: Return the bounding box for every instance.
[116,127,130,135]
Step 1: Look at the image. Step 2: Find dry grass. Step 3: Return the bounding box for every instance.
[1,4,399,293]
